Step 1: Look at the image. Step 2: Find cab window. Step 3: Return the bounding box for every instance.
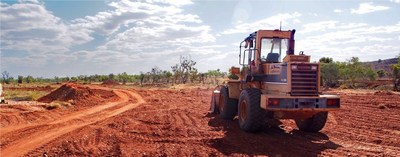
[260,38,289,62]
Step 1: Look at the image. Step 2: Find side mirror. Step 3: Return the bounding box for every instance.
[249,41,253,48]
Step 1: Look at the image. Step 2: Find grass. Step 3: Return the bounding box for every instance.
[3,90,47,101]
[2,83,58,101]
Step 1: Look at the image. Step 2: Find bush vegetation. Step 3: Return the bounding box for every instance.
[2,56,399,91]
[392,57,400,91]
[320,56,400,89]
[3,90,47,101]
[1,56,226,86]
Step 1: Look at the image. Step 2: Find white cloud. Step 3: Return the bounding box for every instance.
[390,0,400,3]
[297,22,400,61]
[0,2,92,56]
[302,21,338,33]
[221,12,302,35]
[71,0,203,37]
[3,0,398,77]
[153,0,193,6]
[333,9,343,13]
[17,0,41,4]
[301,21,370,34]
[308,13,319,17]
[68,0,219,71]
[351,2,389,14]
[1,0,220,72]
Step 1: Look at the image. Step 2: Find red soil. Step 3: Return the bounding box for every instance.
[37,83,119,106]
[1,85,399,156]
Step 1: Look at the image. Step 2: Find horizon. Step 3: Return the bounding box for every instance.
[1,56,398,79]
[1,0,400,78]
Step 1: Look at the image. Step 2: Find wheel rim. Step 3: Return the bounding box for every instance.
[240,100,247,121]
[219,94,225,112]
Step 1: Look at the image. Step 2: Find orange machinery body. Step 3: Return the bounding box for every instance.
[213,29,340,119]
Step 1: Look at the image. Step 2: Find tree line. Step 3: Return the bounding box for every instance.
[3,55,399,91]
[1,56,227,85]
[320,56,400,91]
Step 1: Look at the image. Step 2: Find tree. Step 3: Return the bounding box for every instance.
[392,57,400,91]
[190,68,199,83]
[171,56,197,84]
[198,73,206,83]
[71,77,78,82]
[54,76,60,83]
[18,75,23,84]
[336,57,378,88]
[180,56,197,84]
[108,73,115,80]
[150,66,162,83]
[377,69,386,78]
[171,64,181,84]
[339,57,364,87]
[319,57,333,63]
[2,71,11,84]
[320,62,339,87]
[139,72,145,85]
[25,75,35,83]
[364,68,377,81]
[206,69,224,84]
[163,71,172,83]
[119,72,130,84]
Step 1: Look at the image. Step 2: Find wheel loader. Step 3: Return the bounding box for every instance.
[210,29,340,132]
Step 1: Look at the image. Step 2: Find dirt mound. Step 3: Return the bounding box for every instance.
[102,79,119,85]
[38,83,118,106]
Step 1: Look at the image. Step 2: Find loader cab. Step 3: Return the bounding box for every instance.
[239,29,295,77]
[260,38,289,63]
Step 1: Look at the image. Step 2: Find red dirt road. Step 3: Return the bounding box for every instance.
[1,85,144,156]
[1,85,400,156]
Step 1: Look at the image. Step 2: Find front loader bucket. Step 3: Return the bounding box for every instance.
[210,86,221,113]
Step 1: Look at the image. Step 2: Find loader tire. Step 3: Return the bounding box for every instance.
[295,112,328,132]
[219,86,238,120]
[238,88,265,132]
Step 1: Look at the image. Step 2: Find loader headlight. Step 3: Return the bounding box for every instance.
[311,65,318,70]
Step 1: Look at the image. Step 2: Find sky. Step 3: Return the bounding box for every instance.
[1,0,400,78]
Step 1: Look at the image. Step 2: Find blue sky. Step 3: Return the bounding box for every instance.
[1,0,400,78]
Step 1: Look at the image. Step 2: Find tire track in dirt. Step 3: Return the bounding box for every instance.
[320,91,400,156]
[0,101,122,135]
[3,87,399,156]
[0,89,145,157]
[110,89,222,156]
